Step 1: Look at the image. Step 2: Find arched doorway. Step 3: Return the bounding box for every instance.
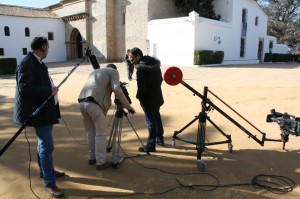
[76,33,83,58]
[257,39,264,63]
[70,28,83,59]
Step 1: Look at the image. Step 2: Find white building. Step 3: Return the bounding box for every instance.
[0,5,66,64]
[148,0,289,66]
[0,0,288,66]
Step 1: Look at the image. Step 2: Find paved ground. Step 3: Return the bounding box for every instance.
[1,61,300,199]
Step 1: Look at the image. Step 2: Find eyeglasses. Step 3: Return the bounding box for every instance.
[130,56,136,62]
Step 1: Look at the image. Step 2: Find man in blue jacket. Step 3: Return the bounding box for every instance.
[14,35,64,198]
[129,47,164,152]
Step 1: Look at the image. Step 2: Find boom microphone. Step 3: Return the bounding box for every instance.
[0,49,92,157]
[85,47,100,69]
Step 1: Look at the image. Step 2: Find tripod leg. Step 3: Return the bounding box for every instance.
[125,115,147,149]
[111,117,125,169]
[107,117,118,152]
[196,113,207,171]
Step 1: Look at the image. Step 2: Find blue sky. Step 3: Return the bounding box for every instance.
[0,0,60,8]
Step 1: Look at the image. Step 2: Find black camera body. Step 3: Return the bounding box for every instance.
[266,109,300,141]
[114,82,131,108]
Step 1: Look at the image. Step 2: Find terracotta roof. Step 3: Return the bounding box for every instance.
[0,4,60,19]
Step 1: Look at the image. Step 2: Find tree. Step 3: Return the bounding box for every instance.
[258,0,300,54]
[173,0,220,20]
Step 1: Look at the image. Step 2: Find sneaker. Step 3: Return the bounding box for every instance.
[138,145,156,152]
[45,185,64,198]
[40,170,65,178]
[88,159,96,165]
[96,161,111,170]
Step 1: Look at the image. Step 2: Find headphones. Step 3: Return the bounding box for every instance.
[31,35,48,51]
[40,44,47,51]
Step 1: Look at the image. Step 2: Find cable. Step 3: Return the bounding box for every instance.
[207,88,264,134]
[51,113,297,198]
[24,128,41,199]
[87,143,297,198]
[251,174,297,195]
[61,115,87,145]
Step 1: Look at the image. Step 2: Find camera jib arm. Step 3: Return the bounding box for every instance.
[180,82,281,146]
[164,67,283,171]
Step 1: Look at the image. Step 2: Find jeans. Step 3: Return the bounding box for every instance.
[126,61,134,79]
[35,125,55,187]
[80,102,109,165]
[141,106,164,148]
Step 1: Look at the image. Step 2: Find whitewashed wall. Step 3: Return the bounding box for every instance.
[148,0,287,66]
[0,15,66,64]
[148,17,195,67]
[274,44,289,54]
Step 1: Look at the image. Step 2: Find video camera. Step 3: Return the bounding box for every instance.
[266,109,300,142]
[114,82,131,109]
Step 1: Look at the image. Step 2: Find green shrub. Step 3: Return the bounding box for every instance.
[264,53,293,62]
[194,50,224,65]
[0,57,17,75]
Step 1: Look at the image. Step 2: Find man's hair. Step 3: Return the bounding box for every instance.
[106,63,117,70]
[31,35,48,51]
[130,47,143,57]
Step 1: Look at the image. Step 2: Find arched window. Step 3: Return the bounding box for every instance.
[4,26,10,36]
[25,27,30,37]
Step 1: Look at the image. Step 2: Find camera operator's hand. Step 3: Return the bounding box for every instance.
[126,105,135,114]
[51,87,59,96]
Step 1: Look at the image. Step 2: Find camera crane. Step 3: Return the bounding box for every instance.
[163,67,296,171]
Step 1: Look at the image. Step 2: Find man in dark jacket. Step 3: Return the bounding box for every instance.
[124,49,134,80]
[14,35,64,198]
[129,47,164,152]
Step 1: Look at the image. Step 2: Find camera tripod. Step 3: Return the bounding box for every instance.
[107,105,149,170]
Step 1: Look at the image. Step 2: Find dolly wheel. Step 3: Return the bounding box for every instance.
[197,159,207,171]
[228,143,233,153]
[172,139,176,147]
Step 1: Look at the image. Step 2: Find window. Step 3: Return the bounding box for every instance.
[240,38,246,57]
[241,9,248,38]
[255,16,259,26]
[4,26,10,36]
[23,48,27,55]
[241,22,247,38]
[242,9,248,23]
[0,48,4,56]
[48,32,54,40]
[25,27,30,37]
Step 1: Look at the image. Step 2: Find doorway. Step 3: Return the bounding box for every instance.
[70,28,83,59]
[258,39,264,63]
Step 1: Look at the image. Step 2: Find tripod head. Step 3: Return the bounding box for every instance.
[266,108,300,149]
[114,81,131,110]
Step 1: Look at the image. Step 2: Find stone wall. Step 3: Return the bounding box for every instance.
[50,0,181,62]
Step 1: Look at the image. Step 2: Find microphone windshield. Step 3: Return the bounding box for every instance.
[89,54,100,70]
[84,47,100,70]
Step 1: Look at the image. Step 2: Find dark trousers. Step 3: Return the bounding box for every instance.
[126,60,134,79]
[141,105,164,148]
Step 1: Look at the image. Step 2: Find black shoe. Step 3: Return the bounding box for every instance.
[46,185,64,198]
[88,159,96,165]
[40,170,65,178]
[138,146,156,152]
[96,161,111,170]
[156,140,164,146]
